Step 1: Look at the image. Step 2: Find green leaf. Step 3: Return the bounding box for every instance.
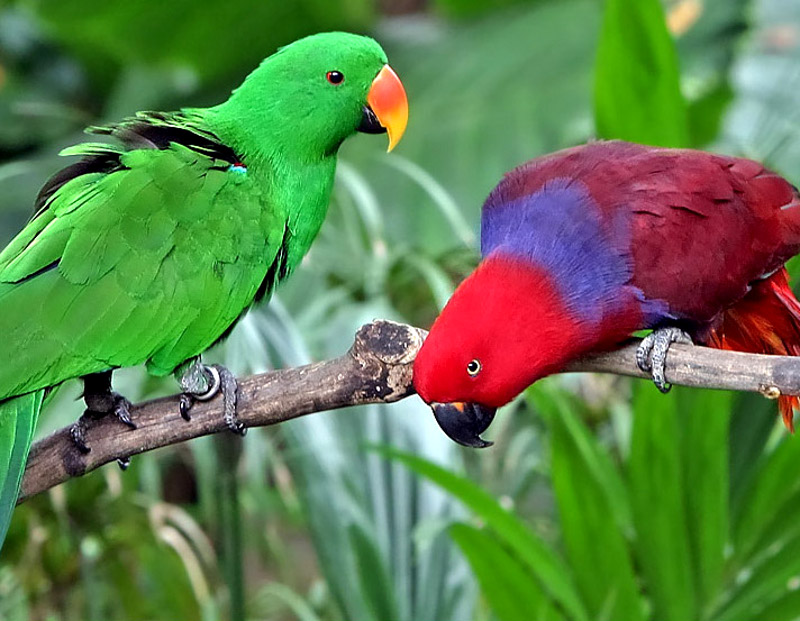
[529,385,632,533]
[449,523,564,621]
[240,302,476,621]
[536,390,644,621]
[747,588,800,621]
[627,385,695,621]
[728,394,778,515]
[594,0,688,145]
[22,0,375,88]
[740,489,800,575]
[0,567,29,621]
[252,584,324,621]
[377,446,589,621]
[676,389,730,609]
[674,0,745,147]
[213,435,245,621]
[431,0,541,19]
[687,80,733,147]
[714,533,800,621]
[348,522,400,621]
[731,434,800,567]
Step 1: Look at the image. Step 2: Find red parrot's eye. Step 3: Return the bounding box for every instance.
[326,71,344,85]
[466,359,482,377]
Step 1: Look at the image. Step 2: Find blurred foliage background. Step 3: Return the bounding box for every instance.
[2,0,800,619]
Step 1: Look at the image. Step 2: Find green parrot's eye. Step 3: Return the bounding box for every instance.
[466,359,482,377]
[326,71,344,85]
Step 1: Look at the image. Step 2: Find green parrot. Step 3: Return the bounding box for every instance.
[0,31,408,549]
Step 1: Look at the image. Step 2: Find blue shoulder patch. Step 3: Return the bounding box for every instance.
[481,177,668,326]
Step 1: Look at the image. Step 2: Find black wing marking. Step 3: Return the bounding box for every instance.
[33,111,242,217]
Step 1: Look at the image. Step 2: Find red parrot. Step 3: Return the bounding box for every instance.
[412,140,800,447]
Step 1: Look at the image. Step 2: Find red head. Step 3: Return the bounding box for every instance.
[413,253,587,447]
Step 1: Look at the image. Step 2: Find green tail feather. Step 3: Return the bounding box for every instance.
[0,390,44,552]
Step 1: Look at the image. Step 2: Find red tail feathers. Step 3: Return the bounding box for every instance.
[706,268,800,431]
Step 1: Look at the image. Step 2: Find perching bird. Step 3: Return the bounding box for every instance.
[413,140,800,448]
[0,32,408,546]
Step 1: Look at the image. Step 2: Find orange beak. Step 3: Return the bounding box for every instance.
[367,64,408,152]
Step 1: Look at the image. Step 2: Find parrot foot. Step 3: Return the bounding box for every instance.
[71,371,137,455]
[636,327,693,393]
[179,362,245,436]
[70,420,92,454]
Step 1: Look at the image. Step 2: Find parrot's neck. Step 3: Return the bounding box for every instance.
[415,253,645,409]
[204,95,343,169]
[469,255,598,386]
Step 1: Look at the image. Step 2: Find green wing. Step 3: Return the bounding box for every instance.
[0,112,292,552]
[0,123,285,399]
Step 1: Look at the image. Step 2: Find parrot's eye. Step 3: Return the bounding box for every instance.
[466,359,482,377]
[326,71,345,85]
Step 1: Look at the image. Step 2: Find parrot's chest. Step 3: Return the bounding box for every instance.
[139,172,289,374]
[153,172,274,306]
[265,160,336,272]
[140,160,334,337]
[171,164,331,302]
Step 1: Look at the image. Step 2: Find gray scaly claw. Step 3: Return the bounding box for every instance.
[216,365,245,436]
[636,338,654,373]
[636,327,693,393]
[179,362,245,436]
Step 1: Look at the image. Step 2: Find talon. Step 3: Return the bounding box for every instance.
[636,335,655,372]
[637,327,693,393]
[178,362,243,435]
[179,394,193,421]
[70,419,91,454]
[213,364,245,436]
[652,364,672,394]
[228,419,247,436]
[113,395,137,430]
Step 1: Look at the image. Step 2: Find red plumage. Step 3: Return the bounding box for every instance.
[414,141,800,439]
[706,268,800,430]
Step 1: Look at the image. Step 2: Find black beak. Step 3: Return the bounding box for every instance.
[357,105,386,134]
[431,402,497,448]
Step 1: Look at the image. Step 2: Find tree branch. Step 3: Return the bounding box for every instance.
[20,320,800,502]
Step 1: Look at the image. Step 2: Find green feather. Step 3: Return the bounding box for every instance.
[0,391,44,548]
